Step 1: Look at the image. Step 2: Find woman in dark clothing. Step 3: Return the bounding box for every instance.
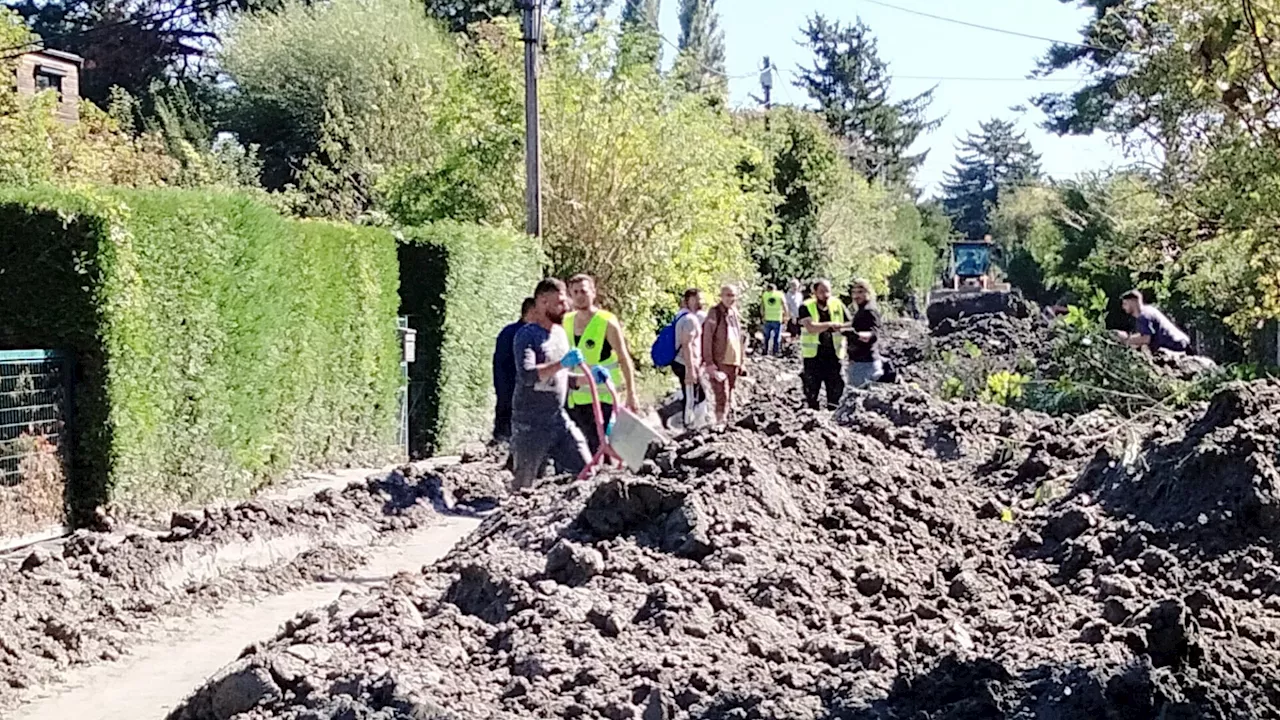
[843,278,883,388]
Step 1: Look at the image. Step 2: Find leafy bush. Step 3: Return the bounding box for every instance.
[981,370,1028,407]
[539,29,766,345]
[398,222,542,456]
[1025,297,1178,417]
[0,185,402,519]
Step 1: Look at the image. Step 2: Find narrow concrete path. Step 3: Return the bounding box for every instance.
[12,518,480,720]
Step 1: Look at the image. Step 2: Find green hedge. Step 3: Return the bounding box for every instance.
[399,221,541,456]
[0,185,402,519]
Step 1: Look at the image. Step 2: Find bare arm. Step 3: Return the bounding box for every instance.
[677,323,699,379]
[606,320,639,409]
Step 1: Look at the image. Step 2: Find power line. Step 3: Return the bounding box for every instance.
[895,75,1088,83]
[0,0,237,61]
[855,0,1121,54]
[776,64,1088,85]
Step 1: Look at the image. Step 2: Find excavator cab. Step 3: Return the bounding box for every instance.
[951,242,992,288]
[926,235,1021,327]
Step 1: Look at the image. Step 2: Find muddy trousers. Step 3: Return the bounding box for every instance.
[510,419,590,489]
[803,355,845,410]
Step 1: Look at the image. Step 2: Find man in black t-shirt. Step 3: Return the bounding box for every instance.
[843,279,883,388]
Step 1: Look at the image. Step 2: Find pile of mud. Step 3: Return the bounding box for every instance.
[882,307,1218,403]
[881,312,1051,392]
[168,362,1280,719]
[0,472,445,711]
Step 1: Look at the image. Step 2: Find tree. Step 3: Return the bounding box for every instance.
[218,0,478,203]
[1031,0,1140,137]
[619,0,661,70]
[794,14,939,186]
[745,108,841,285]
[739,106,918,297]
[540,28,766,342]
[424,0,519,32]
[1028,0,1280,341]
[675,0,725,96]
[941,118,1041,239]
[6,0,235,105]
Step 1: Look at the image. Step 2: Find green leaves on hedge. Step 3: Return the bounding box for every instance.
[0,185,402,516]
[398,221,542,456]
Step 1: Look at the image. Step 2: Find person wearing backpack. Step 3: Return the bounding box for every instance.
[651,288,705,428]
[671,288,705,426]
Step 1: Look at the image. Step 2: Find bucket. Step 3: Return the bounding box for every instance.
[608,407,664,470]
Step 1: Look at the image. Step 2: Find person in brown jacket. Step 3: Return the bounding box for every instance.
[701,284,746,424]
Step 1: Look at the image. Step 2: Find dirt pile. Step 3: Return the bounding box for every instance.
[0,471,446,711]
[168,358,1280,720]
[881,312,1051,392]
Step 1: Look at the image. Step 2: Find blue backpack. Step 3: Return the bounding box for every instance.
[650,310,689,368]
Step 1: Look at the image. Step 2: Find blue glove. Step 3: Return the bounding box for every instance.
[560,348,585,369]
[590,365,611,384]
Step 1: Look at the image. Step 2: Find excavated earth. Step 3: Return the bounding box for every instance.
[0,470,451,714]
[164,313,1280,720]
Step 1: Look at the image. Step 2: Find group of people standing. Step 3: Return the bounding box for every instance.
[491,275,638,489]
[669,285,749,428]
[751,277,886,410]
[795,278,885,410]
[490,273,888,490]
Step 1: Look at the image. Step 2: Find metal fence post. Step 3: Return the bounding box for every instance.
[396,317,416,459]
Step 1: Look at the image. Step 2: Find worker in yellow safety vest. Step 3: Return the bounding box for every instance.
[563,273,639,453]
[797,279,848,410]
[760,283,787,356]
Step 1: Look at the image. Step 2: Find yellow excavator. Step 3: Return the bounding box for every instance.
[926,235,1023,328]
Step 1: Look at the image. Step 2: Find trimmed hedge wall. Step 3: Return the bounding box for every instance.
[0,185,402,519]
[399,221,542,456]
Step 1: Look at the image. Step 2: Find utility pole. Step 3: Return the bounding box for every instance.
[760,56,773,130]
[760,56,773,110]
[522,0,543,239]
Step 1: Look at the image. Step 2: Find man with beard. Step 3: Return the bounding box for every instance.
[798,279,846,410]
[510,279,591,489]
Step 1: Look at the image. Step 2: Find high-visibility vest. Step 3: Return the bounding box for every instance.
[564,309,622,407]
[762,290,785,322]
[800,298,846,359]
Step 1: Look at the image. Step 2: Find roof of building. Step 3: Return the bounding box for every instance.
[25,48,84,65]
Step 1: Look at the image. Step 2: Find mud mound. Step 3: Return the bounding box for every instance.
[1077,380,1280,550]
[835,383,1110,493]
[880,314,1051,394]
[0,471,447,711]
[925,290,1030,328]
[169,361,1280,720]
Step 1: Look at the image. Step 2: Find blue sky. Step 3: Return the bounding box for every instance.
[653,0,1125,196]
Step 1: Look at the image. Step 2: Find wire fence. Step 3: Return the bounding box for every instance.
[0,350,73,488]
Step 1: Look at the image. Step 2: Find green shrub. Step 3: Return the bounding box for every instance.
[0,185,402,519]
[398,221,541,456]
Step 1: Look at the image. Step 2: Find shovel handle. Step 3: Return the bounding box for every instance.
[577,362,624,479]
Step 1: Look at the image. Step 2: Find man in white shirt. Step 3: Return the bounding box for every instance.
[672,288,705,426]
